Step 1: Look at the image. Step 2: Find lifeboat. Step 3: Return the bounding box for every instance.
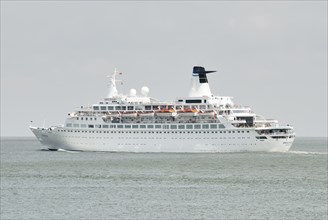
[120,111,138,118]
[139,111,155,117]
[155,108,177,117]
[177,109,199,117]
[198,110,216,117]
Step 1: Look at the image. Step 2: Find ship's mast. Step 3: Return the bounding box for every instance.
[107,68,121,98]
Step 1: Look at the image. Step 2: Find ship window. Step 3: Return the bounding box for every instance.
[145,106,151,110]
[96,125,101,128]
[125,125,131,129]
[115,106,121,110]
[186,125,193,129]
[140,125,146,129]
[132,125,138,129]
[93,106,99,110]
[219,124,225,129]
[128,106,134,110]
[194,124,201,129]
[66,123,72,127]
[90,118,93,120]
[103,125,108,128]
[121,106,126,110]
[101,106,106,111]
[199,105,206,110]
[152,105,159,110]
[88,125,94,128]
[202,124,209,129]
[178,99,183,102]
[185,99,202,103]
[170,125,177,129]
[163,125,170,129]
[73,124,79,127]
[147,125,154,129]
[117,125,123,128]
[210,124,217,129]
[155,125,161,129]
[110,125,116,128]
[108,106,114,110]
[178,125,185,129]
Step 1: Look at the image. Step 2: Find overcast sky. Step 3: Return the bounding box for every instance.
[1,1,327,137]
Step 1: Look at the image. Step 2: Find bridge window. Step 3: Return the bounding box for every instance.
[93,106,99,110]
[185,99,202,103]
[100,106,106,111]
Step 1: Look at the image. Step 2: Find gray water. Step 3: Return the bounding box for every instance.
[1,137,327,220]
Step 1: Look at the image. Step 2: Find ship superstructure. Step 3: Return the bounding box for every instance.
[30,66,295,152]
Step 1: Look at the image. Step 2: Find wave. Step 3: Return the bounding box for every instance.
[287,150,327,155]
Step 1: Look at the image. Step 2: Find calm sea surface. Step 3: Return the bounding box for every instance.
[1,137,327,220]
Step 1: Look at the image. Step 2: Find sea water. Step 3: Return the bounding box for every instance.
[1,137,327,219]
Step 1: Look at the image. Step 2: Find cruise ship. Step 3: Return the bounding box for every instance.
[30,66,295,152]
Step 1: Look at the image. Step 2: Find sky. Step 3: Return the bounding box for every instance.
[1,1,327,137]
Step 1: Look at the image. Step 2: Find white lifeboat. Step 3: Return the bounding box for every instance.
[177,109,199,117]
[155,108,177,117]
[198,110,216,117]
[139,111,155,117]
[121,112,138,118]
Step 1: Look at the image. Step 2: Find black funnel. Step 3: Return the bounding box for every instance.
[192,66,216,83]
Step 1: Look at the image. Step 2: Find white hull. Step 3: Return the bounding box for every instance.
[30,126,294,152]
